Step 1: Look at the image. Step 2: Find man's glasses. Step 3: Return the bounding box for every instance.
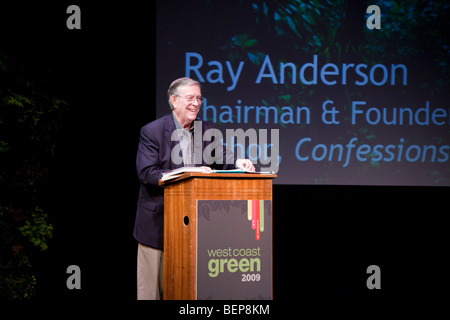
[176,95,205,104]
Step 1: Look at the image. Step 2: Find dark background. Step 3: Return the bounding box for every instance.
[0,0,447,311]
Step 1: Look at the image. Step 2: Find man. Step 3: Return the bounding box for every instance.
[134,77,254,300]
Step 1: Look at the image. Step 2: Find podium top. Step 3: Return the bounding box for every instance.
[159,172,277,187]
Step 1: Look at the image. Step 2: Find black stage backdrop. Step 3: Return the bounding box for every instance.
[0,0,448,314]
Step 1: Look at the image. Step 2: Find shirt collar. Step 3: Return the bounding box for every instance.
[172,112,195,133]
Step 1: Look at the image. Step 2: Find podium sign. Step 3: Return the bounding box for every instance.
[160,172,275,300]
[197,200,272,300]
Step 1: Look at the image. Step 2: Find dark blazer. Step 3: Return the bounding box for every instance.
[133,113,235,249]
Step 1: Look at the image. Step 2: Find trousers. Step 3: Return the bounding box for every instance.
[137,243,163,300]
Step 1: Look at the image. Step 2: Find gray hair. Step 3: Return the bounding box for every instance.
[167,77,201,110]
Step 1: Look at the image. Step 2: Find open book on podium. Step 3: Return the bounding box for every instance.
[159,168,276,300]
[160,166,274,182]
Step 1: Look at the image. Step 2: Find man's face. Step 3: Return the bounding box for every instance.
[171,84,202,129]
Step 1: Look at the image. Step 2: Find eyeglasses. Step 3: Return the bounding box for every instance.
[175,95,205,104]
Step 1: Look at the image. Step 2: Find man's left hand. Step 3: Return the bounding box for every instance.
[235,159,256,172]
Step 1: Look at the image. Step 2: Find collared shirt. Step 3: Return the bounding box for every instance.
[172,113,196,166]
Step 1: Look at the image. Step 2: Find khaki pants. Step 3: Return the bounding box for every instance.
[137,243,163,300]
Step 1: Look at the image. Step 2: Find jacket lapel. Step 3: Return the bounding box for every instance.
[164,113,183,170]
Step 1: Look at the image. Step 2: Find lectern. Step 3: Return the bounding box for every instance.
[159,172,276,300]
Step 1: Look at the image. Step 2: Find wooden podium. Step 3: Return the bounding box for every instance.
[159,172,276,300]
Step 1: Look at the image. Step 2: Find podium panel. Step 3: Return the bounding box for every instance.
[197,199,271,299]
[160,173,275,300]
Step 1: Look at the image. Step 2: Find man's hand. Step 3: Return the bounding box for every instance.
[235,159,256,172]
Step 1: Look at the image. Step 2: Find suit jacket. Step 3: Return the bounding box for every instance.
[133,113,235,249]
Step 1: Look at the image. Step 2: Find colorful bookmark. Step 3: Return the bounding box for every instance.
[255,200,260,240]
[251,199,257,230]
[247,200,265,240]
[259,199,264,233]
[247,200,252,221]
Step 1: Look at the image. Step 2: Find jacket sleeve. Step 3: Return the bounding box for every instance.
[136,125,169,187]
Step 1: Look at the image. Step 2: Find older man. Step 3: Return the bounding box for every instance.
[134,77,254,299]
